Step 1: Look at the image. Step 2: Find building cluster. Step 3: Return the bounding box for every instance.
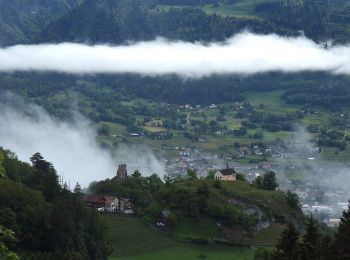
[283,170,350,228]
[83,194,134,214]
[83,164,134,214]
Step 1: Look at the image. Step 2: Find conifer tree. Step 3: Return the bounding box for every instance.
[301,215,321,260]
[272,223,301,260]
[319,235,334,260]
[334,203,350,260]
[74,182,82,194]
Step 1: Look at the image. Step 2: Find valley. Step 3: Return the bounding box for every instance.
[2,0,350,259]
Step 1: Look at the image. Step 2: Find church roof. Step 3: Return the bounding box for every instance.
[219,168,236,176]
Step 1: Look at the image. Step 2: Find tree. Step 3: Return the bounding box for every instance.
[187,168,198,180]
[132,170,142,179]
[301,215,321,260]
[0,150,6,179]
[334,202,350,260]
[262,171,278,191]
[319,235,333,260]
[254,248,272,260]
[0,225,18,260]
[29,153,60,201]
[286,190,301,210]
[74,182,82,194]
[253,130,264,139]
[254,176,263,188]
[254,172,278,191]
[97,124,110,136]
[206,170,216,179]
[0,150,109,259]
[236,173,246,181]
[272,223,301,260]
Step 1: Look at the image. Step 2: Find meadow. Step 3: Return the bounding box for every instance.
[104,215,256,260]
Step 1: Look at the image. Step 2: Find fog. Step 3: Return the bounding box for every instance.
[0,32,349,77]
[277,126,350,206]
[0,93,165,187]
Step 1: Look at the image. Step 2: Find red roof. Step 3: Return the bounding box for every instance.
[104,196,118,204]
[83,194,117,204]
[83,194,105,204]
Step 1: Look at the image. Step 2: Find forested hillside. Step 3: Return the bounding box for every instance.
[0,149,108,259]
[2,0,350,46]
[0,0,83,46]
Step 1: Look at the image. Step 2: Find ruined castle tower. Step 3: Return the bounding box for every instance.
[115,164,128,182]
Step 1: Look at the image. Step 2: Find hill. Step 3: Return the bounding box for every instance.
[0,0,83,46]
[90,172,304,246]
[21,0,350,45]
[104,214,255,260]
[0,149,109,259]
[33,0,275,44]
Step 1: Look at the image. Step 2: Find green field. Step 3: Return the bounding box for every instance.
[110,246,255,260]
[203,0,277,19]
[245,90,300,113]
[173,217,220,239]
[104,215,256,260]
[156,0,278,19]
[104,215,176,257]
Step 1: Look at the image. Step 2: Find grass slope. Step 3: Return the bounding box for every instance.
[104,215,255,260]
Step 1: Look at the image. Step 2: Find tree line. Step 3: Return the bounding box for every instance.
[0,149,109,259]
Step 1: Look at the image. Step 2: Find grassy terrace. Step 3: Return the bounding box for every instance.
[155,0,279,19]
[105,215,256,260]
[202,0,275,19]
[104,179,297,259]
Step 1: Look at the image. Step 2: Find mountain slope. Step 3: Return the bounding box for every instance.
[0,0,83,46]
[34,0,278,44]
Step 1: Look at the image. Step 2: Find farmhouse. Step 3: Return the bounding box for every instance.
[104,196,119,212]
[119,198,134,214]
[83,195,119,212]
[214,165,236,181]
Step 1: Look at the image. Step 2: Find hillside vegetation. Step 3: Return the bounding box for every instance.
[0,0,83,46]
[0,149,109,259]
[90,171,304,242]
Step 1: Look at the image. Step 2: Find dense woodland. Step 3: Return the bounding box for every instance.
[254,211,350,260]
[3,0,350,45]
[0,149,109,259]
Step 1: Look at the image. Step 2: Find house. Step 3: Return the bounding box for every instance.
[214,164,236,181]
[104,196,119,212]
[83,195,119,212]
[326,218,340,228]
[83,194,106,209]
[119,198,134,214]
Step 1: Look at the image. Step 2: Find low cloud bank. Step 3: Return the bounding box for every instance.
[0,94,165,187]
[0,32,349,77]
